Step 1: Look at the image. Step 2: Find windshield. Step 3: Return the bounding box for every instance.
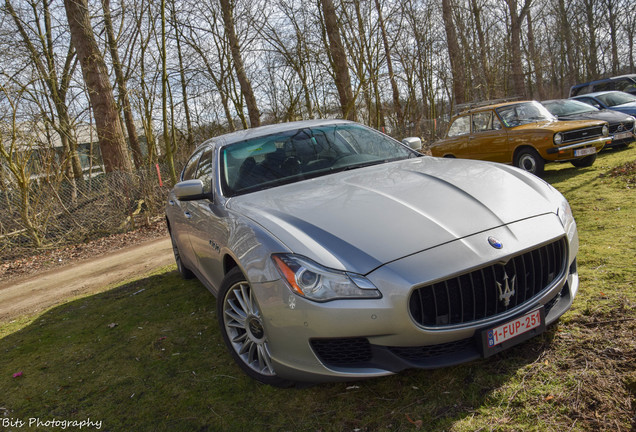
[596,92,636,107]
[542,99,598,116]
[220,123,418,196]
[495,101,556,127]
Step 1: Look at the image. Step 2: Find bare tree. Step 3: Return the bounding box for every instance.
[160,0,177,183]
[5,0,83,180]
[375,0,403,129]
[169,0,194,148]
[219,0,260,127]
[101,0,143,169]
[526,10,544,99]
[0,82,44,247]
[64,0,132,173]
[320,0,356,120]
[441,0,466,105]
[605,0,619,74]
[504,0,532,98]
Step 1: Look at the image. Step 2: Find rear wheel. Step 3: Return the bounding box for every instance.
[217,267,292,387]
[570,153,597,168]
[515,148,545,176]
[169,228,194,279]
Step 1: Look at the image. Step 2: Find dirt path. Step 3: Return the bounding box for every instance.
[0,237,173,322]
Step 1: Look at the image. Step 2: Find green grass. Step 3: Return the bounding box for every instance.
[1,147,634,431]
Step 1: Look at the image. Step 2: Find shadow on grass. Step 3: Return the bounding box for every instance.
[0,269,561,431]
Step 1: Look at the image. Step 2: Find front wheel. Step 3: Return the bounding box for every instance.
[217,267,292,387]
[515,148,545,176]
[570,153,597,168]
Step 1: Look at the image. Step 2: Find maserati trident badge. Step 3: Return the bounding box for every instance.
[497,271,516,307]
[488,236,503,249]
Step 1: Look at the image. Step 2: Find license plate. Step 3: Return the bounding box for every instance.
[480,308,545,357]
[613,131,633,141]
[574,147,596,157]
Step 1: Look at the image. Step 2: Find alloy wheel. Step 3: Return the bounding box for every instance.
[222,282,275,376]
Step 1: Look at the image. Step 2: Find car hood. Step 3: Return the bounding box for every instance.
[227,157,559,274]
[557,110,632,125]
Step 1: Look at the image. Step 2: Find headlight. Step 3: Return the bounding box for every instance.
[557,196,575,229]
[602,125,609,136]
[272,254,381,302]
[554,133,563,145]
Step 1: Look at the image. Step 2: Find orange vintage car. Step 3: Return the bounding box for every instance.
[430,101,611,176]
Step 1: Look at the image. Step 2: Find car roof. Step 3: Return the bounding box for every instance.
[572,91,620,98]
[572,75,636,86]
[196,119,355,150]
[455,100,537,116]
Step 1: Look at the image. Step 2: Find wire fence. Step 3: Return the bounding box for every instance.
[0,163,180,262]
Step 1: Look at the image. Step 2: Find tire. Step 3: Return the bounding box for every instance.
[169,228,194,279]
[514,148,545,176]
[570,153,597,168]
[217,267,292,387]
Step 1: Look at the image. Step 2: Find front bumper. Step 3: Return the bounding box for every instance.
[607,131,635,148]
[253,214,579,383]
[545,136,610,159]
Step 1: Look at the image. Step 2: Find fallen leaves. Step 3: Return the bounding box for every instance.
[0,220,168,283]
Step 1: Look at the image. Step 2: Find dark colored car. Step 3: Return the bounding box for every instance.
[542,99,635,149]
[569,74,636,97]
[571,91,636,117]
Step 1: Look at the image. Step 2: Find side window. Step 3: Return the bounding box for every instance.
[593,81,611,92]
[447,116,471,137]
[182,148,205,181]
[472,112,492,132]
[615,78,636,94]
[580,97,602,109]
[196,149,214,194]
[492,115,502,130]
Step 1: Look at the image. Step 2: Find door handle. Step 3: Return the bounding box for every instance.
[184,211,192,219]
[169,200,176,206]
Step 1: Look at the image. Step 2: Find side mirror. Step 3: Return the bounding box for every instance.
[402,137,422,150]
[174,179,211,201]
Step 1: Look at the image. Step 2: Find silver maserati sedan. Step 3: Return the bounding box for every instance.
[165,119,579,386]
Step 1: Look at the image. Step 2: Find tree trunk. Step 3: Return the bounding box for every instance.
[505,0,531,99]
[584,0,599,77]
[526,12,544,99]
[375,0,403,129]
[64,0,132,173]
[606,0,619,74]
[470,0,491,99]
[101,0,143,169]
[170,0,194,148]
[441,0,466,105]
[320,0,356,121]
[160,0,177,183]
[219,0,260,128]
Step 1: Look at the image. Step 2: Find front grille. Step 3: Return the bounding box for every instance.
[310,338,372,366]
[409,237,567,327]
[561,126,604,143]
[609,120,635,134]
